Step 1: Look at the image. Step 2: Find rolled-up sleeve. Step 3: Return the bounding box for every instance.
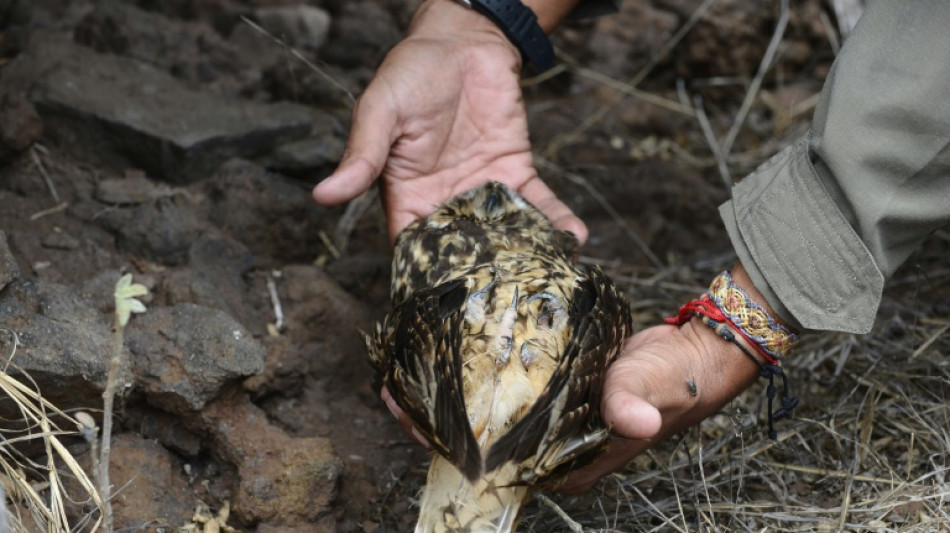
[719,2,950,333]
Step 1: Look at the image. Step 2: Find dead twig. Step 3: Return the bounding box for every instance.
[240,16,356,105]
[567,63,696,117]
[333,186,379,255]
[536,495,583,533]
[29,145,60,204]
[693,95,733,189]
[719,0,790,158]
[267,270,285,336]
[28,202,68,221]
[910,323,949,359]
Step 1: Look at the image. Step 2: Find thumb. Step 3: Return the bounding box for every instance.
[312,94,397,206]
[600,327,678,440]
[603,389,662,440]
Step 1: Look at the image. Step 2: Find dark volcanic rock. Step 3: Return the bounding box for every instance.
[109,433,195,530]
[206,159,325,261]
[0,278,112,410]
[0,230,19,292]
[74,0,253,92]
[256,128,345,179]
[253,5,331,50]
[95,174,179,205]
[280,264,370,353]
[162,233,260,329]
[199,389,341,527]
[40,229,80,251]
[29,41,316,183]
[243,334,306,399]
[0,94,42,159]
[95,199,207,266]
[322,1,400,68]
[122,405,204,457]
[126,303,265,413]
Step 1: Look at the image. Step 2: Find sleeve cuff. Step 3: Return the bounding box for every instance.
[719,139,884,334]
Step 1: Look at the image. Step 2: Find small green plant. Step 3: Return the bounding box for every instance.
[96,273,149,531]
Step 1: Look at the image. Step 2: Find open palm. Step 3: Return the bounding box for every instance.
[313,13,585,242]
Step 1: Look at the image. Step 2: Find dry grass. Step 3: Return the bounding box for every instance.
[0,332,103,532]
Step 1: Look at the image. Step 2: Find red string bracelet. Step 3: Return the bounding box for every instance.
[664,293,781,366]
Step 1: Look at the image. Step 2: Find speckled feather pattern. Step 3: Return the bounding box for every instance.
[367,182,632,533]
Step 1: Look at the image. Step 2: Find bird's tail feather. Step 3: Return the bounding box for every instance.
[414,454,528,533]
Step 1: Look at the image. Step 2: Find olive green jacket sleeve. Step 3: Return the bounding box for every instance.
[719,2,950,333]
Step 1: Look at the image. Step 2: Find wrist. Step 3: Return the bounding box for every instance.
[730,262,799,362]
[409,0,521,61]
[519,0,583,33]
[413,0,579,69]
[411,0,509,39]
[420,0,580,34]
[657,264,802,441]
[680,318,760,405]
[729,262,796,332]
[666,266,800,366]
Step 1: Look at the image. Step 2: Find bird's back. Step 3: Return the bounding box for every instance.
[368,183,632,532]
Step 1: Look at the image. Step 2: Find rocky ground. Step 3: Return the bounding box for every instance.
[0,0,947,532]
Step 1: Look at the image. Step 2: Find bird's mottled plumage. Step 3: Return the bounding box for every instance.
[367,182,632,533]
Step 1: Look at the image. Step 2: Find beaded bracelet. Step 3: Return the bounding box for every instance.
[698,316,798,439]
[708,271,799,362]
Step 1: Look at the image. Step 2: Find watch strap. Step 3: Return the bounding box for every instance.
[468,0,555,70]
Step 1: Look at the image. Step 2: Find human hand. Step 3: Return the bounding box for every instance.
[312,0,586,243]
[557,263,786,492]
[555,318,760,493]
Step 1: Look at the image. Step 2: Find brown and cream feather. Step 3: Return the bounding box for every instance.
[367,182,632,533]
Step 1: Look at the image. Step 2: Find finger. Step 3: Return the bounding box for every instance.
[381,386,431,449]
[558,437,652,494]
[381,385,402,417]
[600,334,671,440]
[312,91,397,206]
[517,177,588,244]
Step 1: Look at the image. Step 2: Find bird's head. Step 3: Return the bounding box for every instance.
[389,181,580,306]
[422,182,552,232]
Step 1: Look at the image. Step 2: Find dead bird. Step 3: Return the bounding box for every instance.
[367,182,632,533]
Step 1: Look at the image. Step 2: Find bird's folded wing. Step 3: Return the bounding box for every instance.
[373,280,484,481]
[484,268,632,483]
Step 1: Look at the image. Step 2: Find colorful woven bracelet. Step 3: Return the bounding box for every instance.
[663,271,799,364]
[707,271,799,362]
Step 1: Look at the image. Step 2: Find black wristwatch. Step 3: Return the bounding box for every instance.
[456,0,555,70]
